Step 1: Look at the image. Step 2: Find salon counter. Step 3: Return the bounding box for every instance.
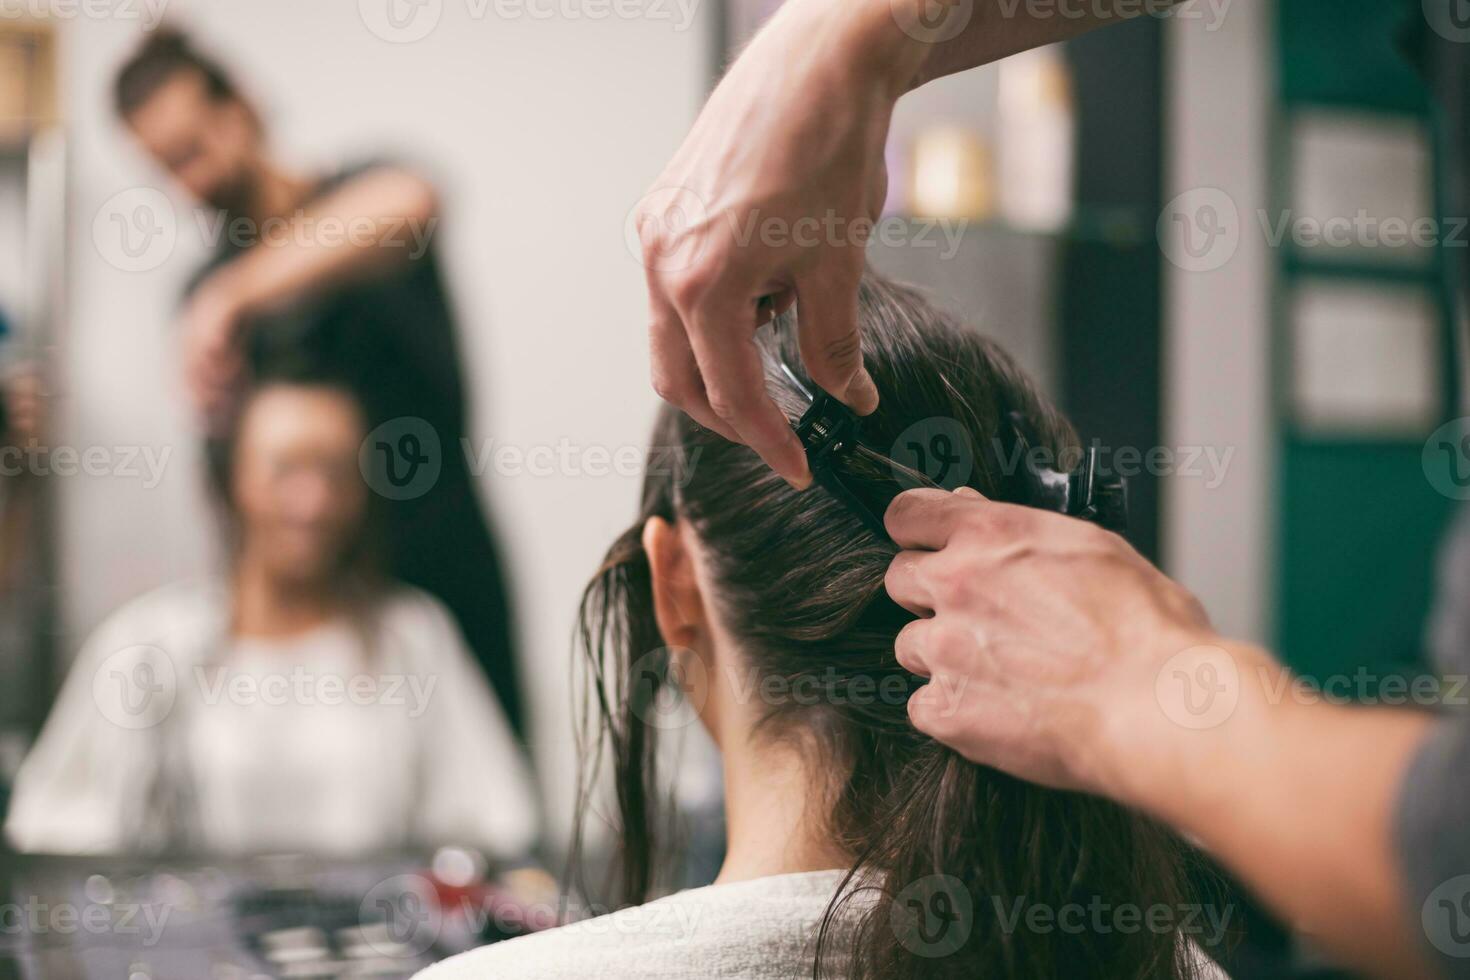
[0,848,559,980]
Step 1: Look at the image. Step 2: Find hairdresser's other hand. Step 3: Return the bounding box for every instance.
[179,272,247,427]
[884,487,1267,798]
[636,0,930,487]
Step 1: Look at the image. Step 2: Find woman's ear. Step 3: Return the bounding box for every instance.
[642,515,704,649]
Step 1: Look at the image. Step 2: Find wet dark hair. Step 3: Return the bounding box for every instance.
[114,28,244,120]
[574,270,1207,979]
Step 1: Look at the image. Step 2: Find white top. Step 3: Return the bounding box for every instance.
[418,869,1232,980]
[419,870,858,980]
[5,580,538,859]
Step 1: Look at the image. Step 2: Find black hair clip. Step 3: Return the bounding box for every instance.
[774,356,1128,540]
[1004,411,1129,532]
[778,362,892,540]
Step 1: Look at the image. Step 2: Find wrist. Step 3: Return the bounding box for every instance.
[795,0,935,99]
[1091,636,1280,819]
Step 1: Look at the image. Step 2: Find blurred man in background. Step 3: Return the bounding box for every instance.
[110,29,525,733]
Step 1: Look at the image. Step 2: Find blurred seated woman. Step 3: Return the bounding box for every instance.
[425,272,1225,980]
[5,362,537,858]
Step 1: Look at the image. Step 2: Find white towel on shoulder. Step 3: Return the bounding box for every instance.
[418,869,1231,980]
[420,870,855,980]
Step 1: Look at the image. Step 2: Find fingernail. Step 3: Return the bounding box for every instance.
[844,367,880,416]
[786,433,813,489]
[790,460,814,491]
[954,486,982,499]
[783,466,813,491]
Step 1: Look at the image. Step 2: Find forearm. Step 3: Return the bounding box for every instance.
[828,0,1161,97]
[220,168,438,317]
[1115,642,1436,979]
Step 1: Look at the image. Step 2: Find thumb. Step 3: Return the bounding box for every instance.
[907,677,974,746]
[907,676,1015,768]
[795,270,879,415]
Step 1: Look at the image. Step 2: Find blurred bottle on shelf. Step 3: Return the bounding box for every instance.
[997,46,1075,233]
[909,127,994,221]
[0,23,57,139]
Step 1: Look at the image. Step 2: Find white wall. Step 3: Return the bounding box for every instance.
[56,0,711,839]
[1162,0,1274,643]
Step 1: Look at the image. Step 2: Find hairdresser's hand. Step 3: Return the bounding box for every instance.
[180,272,248,426]
[886,486,1447,980]
[884,487,1265,798]
[636,0,931,486]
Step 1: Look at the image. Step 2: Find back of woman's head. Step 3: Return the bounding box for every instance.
[578,270,1202,980]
